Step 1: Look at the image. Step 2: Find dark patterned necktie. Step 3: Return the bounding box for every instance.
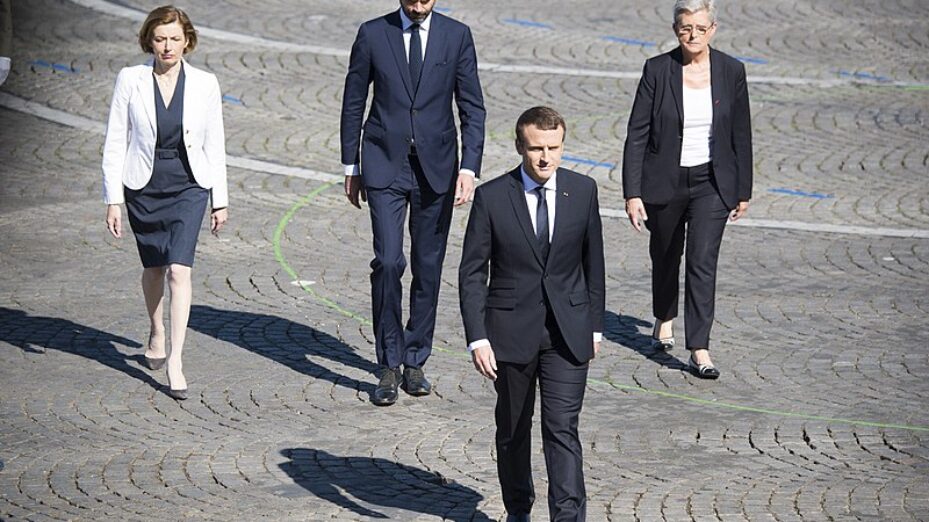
[409,23,423,92]
[535,186,550,259]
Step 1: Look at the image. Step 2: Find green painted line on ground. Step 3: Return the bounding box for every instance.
[275,184,929,433]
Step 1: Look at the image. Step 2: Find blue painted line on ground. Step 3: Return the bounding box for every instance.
[735,56,769,65]
[222,94,245,106]
[433,6,451,13]
[768,188,834,199]
[601,36,656,47]
[31,60,78,73]
[561,155,616,169]
[502,18,553,29]
[837,70,891,83]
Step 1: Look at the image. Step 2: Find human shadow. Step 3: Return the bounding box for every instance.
[602,310,688,370]
[187,305,379,399]
[277,448,492,521]
[0,306,159,388]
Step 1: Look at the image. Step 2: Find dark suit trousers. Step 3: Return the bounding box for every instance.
[644,162,729,349]
[494,314,588,521]
[365,152,454,369]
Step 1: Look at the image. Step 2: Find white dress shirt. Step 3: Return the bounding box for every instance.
[343,9,475,179]
[468,166,602,352]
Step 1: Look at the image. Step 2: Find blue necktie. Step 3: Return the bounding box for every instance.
[409,23,423,92]
[535,186,550,259]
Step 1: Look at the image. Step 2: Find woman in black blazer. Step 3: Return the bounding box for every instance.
[622,0,753,379]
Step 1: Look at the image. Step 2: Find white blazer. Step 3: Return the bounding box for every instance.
[102,59,228,208]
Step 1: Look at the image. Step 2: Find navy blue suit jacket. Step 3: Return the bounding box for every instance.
[340,10,486,193]
[622,47,753,209]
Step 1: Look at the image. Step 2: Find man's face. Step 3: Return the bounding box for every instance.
[516,124,565,184]
[400,0,436,23]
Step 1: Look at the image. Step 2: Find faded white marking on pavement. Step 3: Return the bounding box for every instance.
[0,92,340,184]
[67,0,926,88]
[3,94,926,240]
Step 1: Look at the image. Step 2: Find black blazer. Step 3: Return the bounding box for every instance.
[458,168,605,364]
[622,46,753,209]
[340,10,486,193]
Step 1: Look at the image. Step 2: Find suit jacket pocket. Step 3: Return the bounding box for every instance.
[569,290,589,306]
[363,121,386,144]
[487,278,517,310]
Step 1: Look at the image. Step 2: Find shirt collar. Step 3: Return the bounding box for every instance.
[520,165,557,193]
[399,9,433,32]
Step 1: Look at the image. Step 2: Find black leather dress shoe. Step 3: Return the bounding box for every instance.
[402,367,432,396]
[505,513,530,522]
[373,368,402,406]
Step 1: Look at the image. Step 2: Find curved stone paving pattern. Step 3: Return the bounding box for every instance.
[1,0,928,520]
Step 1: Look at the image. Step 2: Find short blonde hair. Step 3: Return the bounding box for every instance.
[138,5,198,54]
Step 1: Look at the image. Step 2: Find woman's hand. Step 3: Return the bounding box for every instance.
[625,197,648,232]
[729,200,749,221]
[105,204,122,238]
[211,208,228,235]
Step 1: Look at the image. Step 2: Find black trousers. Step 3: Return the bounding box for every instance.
[644,162,730,349]
[364,153,454,369]
[494,314,589,521]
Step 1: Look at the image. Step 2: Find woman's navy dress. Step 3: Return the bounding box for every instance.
[125,65,209,268]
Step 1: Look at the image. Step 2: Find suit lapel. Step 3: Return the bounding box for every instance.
[137,62,157,136]
[418,14,446,97]
[709,47,723,133]
[385,11,414,101]
[549,169,570,253]
[669,47,684,127]
[506,168,545,267]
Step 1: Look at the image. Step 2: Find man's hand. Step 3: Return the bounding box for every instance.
[345,175,366,209]
[593,341,601,358]
[211,208,228,235]
[471,345,498,381]
[729,200,749,221]
[454,172,475,207]
[105,204,122,238]
[625,197,648,232]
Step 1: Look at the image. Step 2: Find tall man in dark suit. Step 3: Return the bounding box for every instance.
[340,0,485,405]
[459,107,605,521]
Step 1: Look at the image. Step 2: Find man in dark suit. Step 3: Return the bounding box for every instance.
[459,107,605,521]
[340,0,485,405]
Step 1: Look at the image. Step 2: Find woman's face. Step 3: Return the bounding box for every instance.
[151,21,187,68]
[674,10,716,55]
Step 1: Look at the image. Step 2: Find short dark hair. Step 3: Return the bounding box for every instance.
[138,6,198,54]
[515,106,566,144]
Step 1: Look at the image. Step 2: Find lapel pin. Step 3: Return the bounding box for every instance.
[562,191,568,197]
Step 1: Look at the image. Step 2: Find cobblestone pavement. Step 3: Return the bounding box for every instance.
[1,0,928,520]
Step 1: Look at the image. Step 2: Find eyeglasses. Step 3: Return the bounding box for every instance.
[676,23,714,36]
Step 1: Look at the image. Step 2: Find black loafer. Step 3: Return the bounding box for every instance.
[373,367,402,406]
[651,337,674,351]
[402,366,432,396]
[688,354,720,379]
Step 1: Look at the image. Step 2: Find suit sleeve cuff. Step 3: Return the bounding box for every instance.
[467,338,490,352]
[593,332,602,343]
[343,164,359,177]
[459,169,476,178]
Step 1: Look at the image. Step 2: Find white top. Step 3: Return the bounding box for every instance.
[680,84,713,167]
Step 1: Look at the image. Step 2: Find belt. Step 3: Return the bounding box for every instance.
[155,149,180,160]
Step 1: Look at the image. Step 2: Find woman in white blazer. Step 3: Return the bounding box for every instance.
[103,6,228,400]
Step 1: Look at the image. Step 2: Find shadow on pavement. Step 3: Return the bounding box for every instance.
[603,310,687,370]
[277,448,492,521]
[0,306,159,387]
[188,305,379,399]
